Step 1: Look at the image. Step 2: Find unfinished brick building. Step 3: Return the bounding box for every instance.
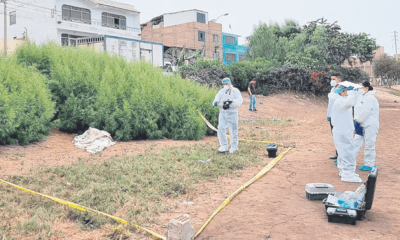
[342,47,387,86]
[141,10,223,62]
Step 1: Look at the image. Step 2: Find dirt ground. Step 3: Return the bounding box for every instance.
[1,87,399,239]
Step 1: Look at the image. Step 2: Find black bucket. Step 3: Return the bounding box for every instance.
[267,144,278,158]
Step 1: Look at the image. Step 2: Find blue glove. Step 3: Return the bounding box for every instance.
[348,86,354,91]
[213,101,218,106]
[327,117,331,121]
[354,121,364,136]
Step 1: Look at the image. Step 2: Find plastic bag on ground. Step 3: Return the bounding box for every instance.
[72,127,116,153]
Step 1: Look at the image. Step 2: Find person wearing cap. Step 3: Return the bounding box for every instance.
[327,72,343,160]
[248,79,257,112]
[353,81,380,171]
[330,84,362,183]
[212,78,243,153]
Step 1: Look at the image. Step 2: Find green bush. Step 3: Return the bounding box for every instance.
[16,43,218,140]
[227,59,279,91]
[0,58,55,145]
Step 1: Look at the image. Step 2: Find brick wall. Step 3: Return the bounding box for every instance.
[141,21,223,60]
[341,47,386,85]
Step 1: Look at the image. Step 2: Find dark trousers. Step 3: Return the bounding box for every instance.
[330,120,338,156]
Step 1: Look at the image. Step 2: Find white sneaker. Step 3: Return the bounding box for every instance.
[341,175,362,183]
[229,148,237,154]
[339,171,342,177]
[218,146,228,153]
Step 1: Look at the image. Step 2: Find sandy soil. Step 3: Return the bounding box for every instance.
[1,87,399,239]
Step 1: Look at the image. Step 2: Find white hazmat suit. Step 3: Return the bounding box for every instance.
[354,90,380,168]
[327,86,338,119]
[329,90,362,183]
[213,86,243,153]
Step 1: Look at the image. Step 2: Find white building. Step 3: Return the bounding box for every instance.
[1,0,141,46]
[150,9,209,28]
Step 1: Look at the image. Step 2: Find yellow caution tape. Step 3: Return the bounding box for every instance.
[194,147,292,239]
[197,111,284,147]
[0,179,166,240]
[198,110,219,132]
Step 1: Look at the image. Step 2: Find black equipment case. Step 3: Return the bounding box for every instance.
[323,167,378,222]
[326,207,357,225]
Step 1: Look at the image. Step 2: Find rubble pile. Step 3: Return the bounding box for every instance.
[182,68,229,88]
[164,47,201,67]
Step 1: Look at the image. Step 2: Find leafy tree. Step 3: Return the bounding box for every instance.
[247,18,378,69]
[285,26,329,68]
[372,56,400,87]
[301,18,377,66]
[247,22,289,63]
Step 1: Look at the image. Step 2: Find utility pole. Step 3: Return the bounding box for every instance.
[395,31,399,85]
[394,31,398,60]
[3,0,7,56]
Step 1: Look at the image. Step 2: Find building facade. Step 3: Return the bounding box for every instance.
[141,9,223,61]
[342,47,387,86]
[222,33,248,65]
[1,0,141,49]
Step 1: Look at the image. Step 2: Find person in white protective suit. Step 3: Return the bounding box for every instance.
[330,85,362,183]
[213,78,243,153]
[353,81,380,171]
[326,72,343,160]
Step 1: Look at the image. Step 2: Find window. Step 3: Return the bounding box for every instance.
[62,5,91,24]
[225,53,236,63]
[10,11,16,25]
[198,31,206,42]
[225,36,235,45]
[213,34,219,43]
[213,52,219,59]
[102,12,126,30]
[238,54,246,62]
[197,12,206,23]
[61,33,85,47]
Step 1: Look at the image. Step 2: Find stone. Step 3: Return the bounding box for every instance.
[166,214,195,240]
[283,142,296,148]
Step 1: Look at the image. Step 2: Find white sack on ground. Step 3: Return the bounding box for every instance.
[72,127,116,153]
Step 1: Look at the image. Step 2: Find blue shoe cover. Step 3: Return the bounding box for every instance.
[359,165,373,171]
[334,161,337,166]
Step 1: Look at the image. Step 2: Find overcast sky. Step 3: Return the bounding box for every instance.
[121,0,399,56]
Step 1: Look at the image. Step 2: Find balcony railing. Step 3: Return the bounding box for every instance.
[58,15,141,33]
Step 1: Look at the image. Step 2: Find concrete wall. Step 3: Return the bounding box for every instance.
[222,33,248,65]
[0,0,141,46]
[141,21,222,60]
[104,36,164,67]
[163,10,208,27]
[3,0,57,45]
[0,39,26,55]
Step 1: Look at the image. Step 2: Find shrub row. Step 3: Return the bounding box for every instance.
[15,43,219,141]
[0,58,55,145]
[180,59,369,95]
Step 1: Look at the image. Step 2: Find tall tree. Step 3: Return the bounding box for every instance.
[247,18,378,69]
[372,56,400,87]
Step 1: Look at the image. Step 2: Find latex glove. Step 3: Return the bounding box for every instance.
[348,86,354,91]
[327,117,331,121]
[213,101,218,107]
